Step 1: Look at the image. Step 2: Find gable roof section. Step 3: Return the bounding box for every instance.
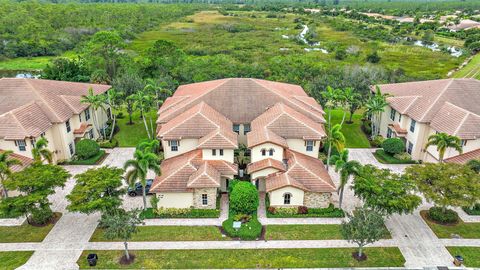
[265,149,336,193]
[445,148,480,164]
[247,158,286,174]
[197,129,238,149]
[0,150,34,173]
[187,162,221,188]
[247,128,288,148]
[0,78,110,140]
[157,78,325,125]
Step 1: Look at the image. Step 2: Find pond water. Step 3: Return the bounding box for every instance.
[297,25,329,54]
[0,70,41,78]
[413,40,463,57]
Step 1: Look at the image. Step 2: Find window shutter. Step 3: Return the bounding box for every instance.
[168,141,171,146]
[178,140,180,146]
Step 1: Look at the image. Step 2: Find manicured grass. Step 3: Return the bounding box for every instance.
[421,211,480,239]
[447,247,480,267]
[113,109,157,147]
[90,226,225,242]
[373,149,418,164]
[78,248,405,268]
[66,150,106,165]
[0,223,55,243]
[265,224,391,240]
[0,56,54,71]
[454,53,480,80]
[327,109,371,148]
[0,251,34,270]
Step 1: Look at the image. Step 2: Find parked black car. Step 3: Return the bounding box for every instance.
[127,179,154,197]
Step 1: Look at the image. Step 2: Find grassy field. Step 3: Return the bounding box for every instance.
[0,251,33,270]
[90,226,226,241]
[78,248,405,268]
[421,211,480,239]
[114,109,158,147]
[447,247,480,267]
[453,53,480,80]
[327,109,371,148]
[0,51,76,71]
[0,223,55,243]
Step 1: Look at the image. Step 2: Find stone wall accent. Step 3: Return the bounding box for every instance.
[304,192,332,208]
[193,188,217,209]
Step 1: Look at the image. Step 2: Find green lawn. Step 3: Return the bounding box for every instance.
[113,109,158,147]
[0,51,76,71]
[327,109,371,148]
[373,149,418,164]
[265,224,391,240]
[90,226,226,242]
[66,150,106,165]
[78,248,405,268]
[0,223,55,243]
[447,247,480,267]
[421,211,480,239]
[0,251,33,270]
[454,53,480,80]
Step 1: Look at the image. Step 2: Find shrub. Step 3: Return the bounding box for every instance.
[463,204,480,216]
[75,139,100,160]
[150,196,159,210]
[370,135,384,148]
[267,206,276,214]
[222,216,262,240]
[275,207,297,215]
[30,206,54,225]
[229,181,259,214]
[267,204,345,218]
[394,152,412,161]
[116,112,125,119]
[428,207,459,224]
[366,51,381,63]
[362,120,372,135]
[233,213,251,223]
[297,206,308,214]
[98,138,118,148]
[382,138,405,155]
[150,207,220,218]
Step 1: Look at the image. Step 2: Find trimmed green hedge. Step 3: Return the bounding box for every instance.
[428,207,459,224]
[140,208,220,219]
[267,204,345,218]
[463,204,480,216]
[67,150,105,165]
[75,139,100,159]
[222,215,262,240]
[373,150,418,164]
[98,138,118,149]
[382,138,405,155]
[229,181,258,215]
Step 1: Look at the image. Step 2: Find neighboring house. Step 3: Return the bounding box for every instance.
[376,78,480,163]
[153,78,333,209]
[0,150,33,197]
[0,78,111,164]
[446,19,480,31]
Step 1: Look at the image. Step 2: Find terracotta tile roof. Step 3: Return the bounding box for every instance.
[151,150,237,192]
[247,158,286,174]
[73,123,92,135]
[187,162,221,188]
[388,123,407,135]
[157,78,325,125]
[247,103,326,148]
[0,150,34,173]
[377,79,480,139]
[265,149,336,193]
[445,148,480,164]
[197,129,238,149]
[447,19,480,31]
[0,78,110,140]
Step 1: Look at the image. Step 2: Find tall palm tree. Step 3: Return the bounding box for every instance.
[144,79,172,109]
[0,151,22,198]
[321,86,342,131]
[342,87,363,124]
[365,86,389,138]
[130,90,154,139]
[31,137,53,164]
[106,89,123,141]
[81,88,107,140]
[425,133,463,163]
[136,140,160,154]
[325,123,346,170]
[124,149,160,209]
[329,149,362,209]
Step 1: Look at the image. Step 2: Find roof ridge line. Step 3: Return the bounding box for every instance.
[289,150,336,190]
[418,79,454,122]
[444,101,480,118]
[24,79,63,121]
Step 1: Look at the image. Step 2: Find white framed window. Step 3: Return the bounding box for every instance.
[261,149,266,156]
[233,124,240,134]
[407,141,413,154]
[201,194,208,205]
[306,140,314,152]
[88,129,94,139]
[460,140,467,147]
[283,193,291,205]
[169,140,179,152]
[409,119,416,133]
[390,108,396,121]
[387,128,393,138]
[85,109,91,121]
[219,149,224,156]
[66,120,71,133]
[212,149,216,156]
[15,140,26,151]
[243,124,251,134]
[269,148,274,156]
[68,142,75,156]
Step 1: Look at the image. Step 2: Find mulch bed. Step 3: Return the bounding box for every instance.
[352,251,367,261]
[216,225,266,241]
[119,254,135,265]
[420,210,459,226]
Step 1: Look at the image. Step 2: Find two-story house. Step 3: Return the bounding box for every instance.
[152,78,335,209]
[0,78,111,164]
[376,78,480,163]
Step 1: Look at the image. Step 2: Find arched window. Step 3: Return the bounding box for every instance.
[283,193,291,205]
[261,149,266,156]
[269,148,274,156]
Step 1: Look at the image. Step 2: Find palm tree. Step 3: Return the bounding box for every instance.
[342,87,363,124]
[81,88,107,140]
[136,140,160,154]
[144,79,172,109]
[321,86,342,131]
[365,86,389,138]
[105,89,123,141]
[0,151,22,198]
[130,90,154,139]
[31,137,53,164]
[329,149,362,209]
[124,149,160,209]
[425,133,463,163]
[234,144,250,170]
[325,124,346,170]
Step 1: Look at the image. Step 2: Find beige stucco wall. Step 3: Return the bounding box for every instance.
[220,175,234,192]
[251,143,284,162]
[162,138,198,159]
[269,186,304,206]
[193,188,217,209]
[202,149,234,163]
[156,192,194,208]
[237,124,248,146]
[425,127,480,162]
[286,138,320,158]
[304,192,332,208]
[251,167,279,180]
